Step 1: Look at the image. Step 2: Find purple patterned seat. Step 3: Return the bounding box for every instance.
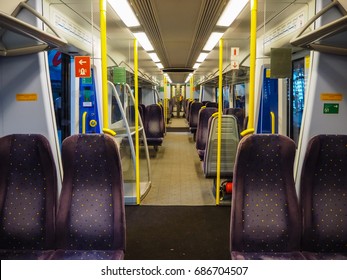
[188,102,203,137]
[0,134,57,260]
[300,135,347,260]
[230,134,305,260]
[51,134,126,260]
[195,107,217,160]
[144,104,164,149]
[223,108,245,134]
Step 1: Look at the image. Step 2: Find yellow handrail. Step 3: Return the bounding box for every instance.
[240,128,255,137]
[134,39,140,205]
[248,0,257,131]
[100,0,108,130]
[102,128,116,137]
[270,111,275,134]
[215,38,223,205]
[82,111,87,134]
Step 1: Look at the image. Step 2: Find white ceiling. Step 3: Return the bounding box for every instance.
[0,0,312,84]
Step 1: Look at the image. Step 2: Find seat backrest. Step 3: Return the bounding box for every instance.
[195,107,218,158]
[203,115,239,178]
[223,108,245,133]
[188,102,203,130]
[144,104,164,139]
[55,134,125,252]
[230,134,301,253]
[186,99,194,121]
[139,103,146,124]
[205,102,218,108]
[300,134,347,253]
[0,134,57,250]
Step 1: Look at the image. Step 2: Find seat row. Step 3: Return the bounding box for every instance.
[128,103,165,150]
[230,134,347,259]
[195,107,246,181]
[0,133,126,260]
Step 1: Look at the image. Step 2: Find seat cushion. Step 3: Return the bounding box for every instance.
[0,249,54,260]
[50,249,124,260]
[231,251,306,260]
[302,252,347,260]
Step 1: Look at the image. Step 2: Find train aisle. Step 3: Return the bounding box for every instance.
[141,117,215,205]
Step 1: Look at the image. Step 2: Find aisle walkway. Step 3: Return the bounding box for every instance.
[141,119,215,205]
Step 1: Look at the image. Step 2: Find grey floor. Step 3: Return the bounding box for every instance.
[141,117,216,205]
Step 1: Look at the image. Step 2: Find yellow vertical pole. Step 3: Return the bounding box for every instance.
[248,0,257,129]
[134,39,140,205]
[216,38,223,205]
[190,76,194,99]
[163,76,167,126]
[100,0,108,129]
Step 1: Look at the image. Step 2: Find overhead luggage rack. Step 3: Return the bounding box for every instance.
[0,2,67,56]
[291,0,347,55]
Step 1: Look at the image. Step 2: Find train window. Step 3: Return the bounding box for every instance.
[287,58,306,144]
[233,83,246,110]
[48,50,71,145]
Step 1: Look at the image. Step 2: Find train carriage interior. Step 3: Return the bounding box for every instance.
[0,0,347,261]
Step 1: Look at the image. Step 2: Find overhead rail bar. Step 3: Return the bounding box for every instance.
[290,0,347,55]
[0,2,67,56]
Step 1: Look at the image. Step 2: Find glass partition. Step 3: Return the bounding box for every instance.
[108,81,151,204]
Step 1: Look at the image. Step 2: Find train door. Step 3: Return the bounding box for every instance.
[233,83,246,110]
[287,57,308,144]
[48,50,72,145]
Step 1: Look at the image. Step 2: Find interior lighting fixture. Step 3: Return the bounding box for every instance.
[156,63,164,69]
[148,52,160,62]
[193,63,201,69]
[108,0,140,27]
[217,0,249,27]
[134,32,154,51]
[197,52,209,63]
[203,32,224,51]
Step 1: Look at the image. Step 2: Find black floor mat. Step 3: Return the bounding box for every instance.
[125,205,231,260]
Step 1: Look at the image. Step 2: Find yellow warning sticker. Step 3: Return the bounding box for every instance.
[320,93,343,101]
[16,93,38,101]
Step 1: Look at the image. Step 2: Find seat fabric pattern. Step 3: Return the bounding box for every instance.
[144,104,164,146]
[230,134,302,259]
[50,249,124,260]
[0,134,57,259]
[300,135,347,259]
[188,102,203,134]
[54,134,125,259]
